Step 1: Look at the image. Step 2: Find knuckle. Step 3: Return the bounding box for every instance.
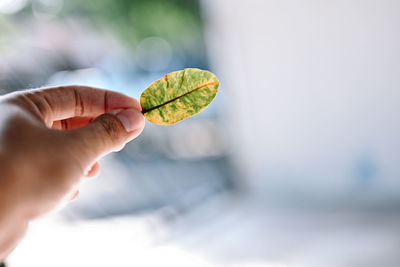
[96,113,125,142]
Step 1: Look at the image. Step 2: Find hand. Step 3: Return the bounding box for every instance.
[0,85,145,260]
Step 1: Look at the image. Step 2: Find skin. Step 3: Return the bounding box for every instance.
[0,85,145,261]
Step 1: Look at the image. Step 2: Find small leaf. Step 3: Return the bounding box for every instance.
[140,68,219,125]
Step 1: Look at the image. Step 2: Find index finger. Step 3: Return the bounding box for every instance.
[9,85,141,126]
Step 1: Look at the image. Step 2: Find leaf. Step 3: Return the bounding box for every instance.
[140,68,219,125]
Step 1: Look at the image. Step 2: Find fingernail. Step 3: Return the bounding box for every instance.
[113,109,144,133]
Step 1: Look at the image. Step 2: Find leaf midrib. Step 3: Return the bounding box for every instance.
[141,82,218,114]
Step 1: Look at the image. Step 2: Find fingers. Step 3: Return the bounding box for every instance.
[8,85,141,127]
[69,162,100,201]
[52,117,94,130]
[85,161,101,178]
[66,108,145,166]
[69,190,79,201]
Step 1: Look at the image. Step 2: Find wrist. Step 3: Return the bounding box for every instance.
[0,154,32,218]
[0,186,30,262]
[0,157,31,260]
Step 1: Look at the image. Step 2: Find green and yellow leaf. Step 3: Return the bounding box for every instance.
[140,68,219,125]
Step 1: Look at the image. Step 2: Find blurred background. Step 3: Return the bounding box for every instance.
[2,0,400,266]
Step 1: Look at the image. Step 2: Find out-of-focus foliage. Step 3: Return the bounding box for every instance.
[0,0,208,90]
[66,0,203,48]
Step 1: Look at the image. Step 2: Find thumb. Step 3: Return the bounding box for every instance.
[67,108,145,166]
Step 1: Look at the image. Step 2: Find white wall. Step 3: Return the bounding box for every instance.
[202,0,400,197]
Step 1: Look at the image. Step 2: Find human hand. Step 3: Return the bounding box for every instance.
[0,85,145,260]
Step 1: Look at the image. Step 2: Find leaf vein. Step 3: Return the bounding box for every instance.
[142,82,218,114]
